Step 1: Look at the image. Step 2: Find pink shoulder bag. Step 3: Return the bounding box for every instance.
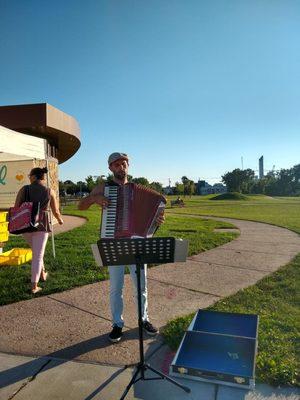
[8,186,41,234]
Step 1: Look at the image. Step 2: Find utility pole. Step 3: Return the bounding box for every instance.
[241,156,244,170]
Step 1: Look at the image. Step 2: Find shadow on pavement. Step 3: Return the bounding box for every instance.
[0,328,142,390]
[83,368,126,400]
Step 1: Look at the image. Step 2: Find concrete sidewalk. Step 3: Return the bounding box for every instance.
[1,352,299,400]
[1,216,299,399]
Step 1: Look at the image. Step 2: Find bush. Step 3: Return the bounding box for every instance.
[210,192,249,201]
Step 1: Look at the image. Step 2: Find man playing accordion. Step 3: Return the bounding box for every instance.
[78,152,165,343]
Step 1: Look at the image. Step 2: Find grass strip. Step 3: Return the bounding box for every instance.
[166,195,300,234]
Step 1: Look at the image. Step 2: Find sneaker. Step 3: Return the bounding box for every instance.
[108,326,123,343]
[142,321,159,336]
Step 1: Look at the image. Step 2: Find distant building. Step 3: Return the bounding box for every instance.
[163,181,227,196]
[195,180,205,194]
[163,186,174,195]
[259,156,264,179]
[196,180,227,195]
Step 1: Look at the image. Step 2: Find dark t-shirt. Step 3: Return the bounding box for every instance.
[21,182,51,232]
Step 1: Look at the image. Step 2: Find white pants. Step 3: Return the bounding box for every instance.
[109,264,149,328]
[23,231,49,283]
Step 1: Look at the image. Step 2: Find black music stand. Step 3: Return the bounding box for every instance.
[97,237,191,399]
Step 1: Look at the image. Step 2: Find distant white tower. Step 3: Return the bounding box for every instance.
[259,156,264,179]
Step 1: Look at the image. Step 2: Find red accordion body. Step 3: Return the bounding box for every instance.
[101,183,166,239]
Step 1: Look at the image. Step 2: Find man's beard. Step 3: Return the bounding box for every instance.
[114,171,126,180]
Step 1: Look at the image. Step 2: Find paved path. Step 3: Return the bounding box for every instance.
[1,215,300,400]
[53,214,87,235]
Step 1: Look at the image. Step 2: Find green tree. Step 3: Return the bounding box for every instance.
[75,181,88,194]
[174,182,184,195]
[263,165,300,196]
[131,177,149,186]
[265,176,279,196]
[222,169,255,193]
[105,173,133,183]
[276,169,294,195]
[292,164,300,194]
[293,164,300,182]
[85,176,97,192]
[59,180,66,196]
[149,181,163,193]
[181,176,195,196]
[64,180,76,195]
[249,178,268,194]
[187,180,195,196]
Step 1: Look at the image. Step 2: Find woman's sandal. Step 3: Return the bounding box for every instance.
[31,287,42,294]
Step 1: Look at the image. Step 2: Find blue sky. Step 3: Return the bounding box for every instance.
[1,0,299,186]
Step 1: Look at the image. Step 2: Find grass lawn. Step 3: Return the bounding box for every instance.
[163,194,300,387]
[0,205,237,305]
[166,194,300,234]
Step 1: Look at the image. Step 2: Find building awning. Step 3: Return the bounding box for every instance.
[0,125,46,161]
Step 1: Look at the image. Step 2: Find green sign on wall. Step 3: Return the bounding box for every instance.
[0,165,7,185]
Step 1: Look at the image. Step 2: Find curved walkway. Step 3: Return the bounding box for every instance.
[52,214,87,235]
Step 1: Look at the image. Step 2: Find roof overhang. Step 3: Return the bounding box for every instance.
[0,103,81,164]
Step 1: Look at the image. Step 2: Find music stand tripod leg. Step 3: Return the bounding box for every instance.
[119,260,145,400]
[119,367,141,400]
[136,261,145,373]
[145,364,191,393]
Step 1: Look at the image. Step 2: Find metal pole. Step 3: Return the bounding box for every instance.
[136,260,145,373]
[46,159,56,258]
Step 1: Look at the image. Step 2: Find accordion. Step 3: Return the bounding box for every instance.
[100,183,166,238]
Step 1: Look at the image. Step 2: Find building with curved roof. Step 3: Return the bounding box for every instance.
[0,103,81,163]
[0,103,81,209]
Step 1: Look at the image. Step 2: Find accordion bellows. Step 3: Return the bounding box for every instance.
[101,183,166,238]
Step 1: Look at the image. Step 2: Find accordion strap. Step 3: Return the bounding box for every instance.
[24,185,30,202]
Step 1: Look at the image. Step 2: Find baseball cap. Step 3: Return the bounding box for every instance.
[108,152,129,165]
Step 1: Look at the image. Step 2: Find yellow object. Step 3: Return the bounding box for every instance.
[0,212,8,223]
[0,232,9,243]
[0,222,9,233]
[0,248,32,266]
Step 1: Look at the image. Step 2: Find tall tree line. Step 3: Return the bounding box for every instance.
[222,164,300,196]
[59,174,164,196]
[59,163,300,197]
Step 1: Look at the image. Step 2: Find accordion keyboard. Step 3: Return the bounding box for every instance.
[100,186,118,238]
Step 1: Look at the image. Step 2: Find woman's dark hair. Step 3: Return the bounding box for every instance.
[30,167,48,180]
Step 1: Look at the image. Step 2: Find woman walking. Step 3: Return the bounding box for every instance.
[14,167,63,294]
